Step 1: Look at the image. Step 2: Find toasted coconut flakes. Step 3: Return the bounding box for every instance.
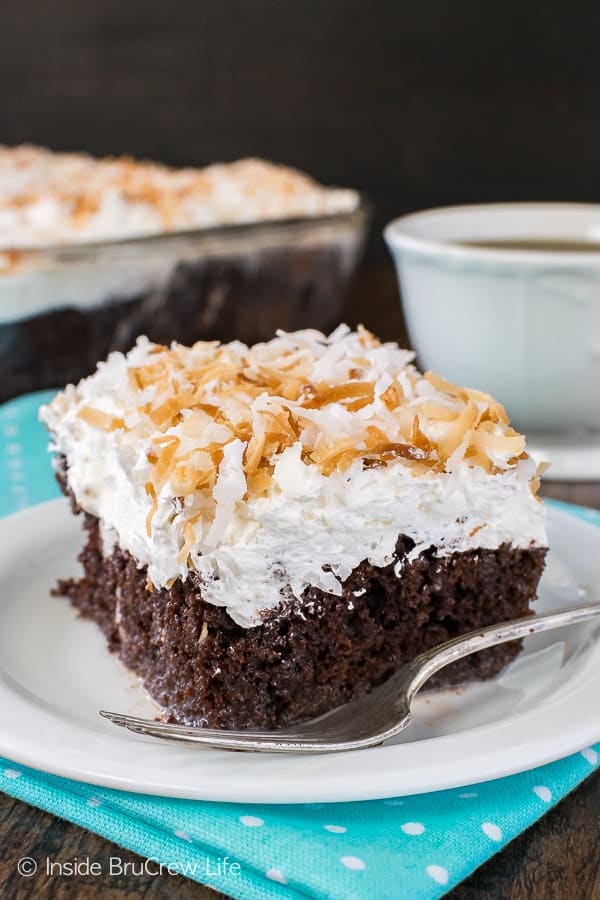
[434,401,479,459]
[371,442,424,460]
[470,425,526,462]
[145,482,157,536]
[177,518,199,564]
[246,466,274,495]
[417,402,462,421]
[149,391,195,428]
[366,424,390,446]
[381,381,404,410]
[154,436,181,480]
[72,329,536,534]
[530,460,550,498]
[423,371,462,397]
[536,460,551,477]
[303,381,375,409]
[362,457,387,469]
[345,396,375,413]
[78,406,126,431]
[127,369,141,391]
[410,417,436,457]
[312,439,361,475]
[244,432,266,472]
[153,433,180,445]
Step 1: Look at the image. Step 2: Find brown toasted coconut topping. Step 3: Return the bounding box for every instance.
[74,328,533,532]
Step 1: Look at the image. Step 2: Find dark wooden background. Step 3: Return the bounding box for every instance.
[4,1,600,258]
[2,4,600,897]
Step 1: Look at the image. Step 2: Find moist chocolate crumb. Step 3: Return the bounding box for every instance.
[54,495,546,730]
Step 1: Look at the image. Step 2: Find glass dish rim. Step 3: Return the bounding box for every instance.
[0,193,371,260]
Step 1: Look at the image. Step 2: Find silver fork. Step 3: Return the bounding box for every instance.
[100,603,600,753]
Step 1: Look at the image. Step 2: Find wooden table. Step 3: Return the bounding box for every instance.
[1,264,598,899]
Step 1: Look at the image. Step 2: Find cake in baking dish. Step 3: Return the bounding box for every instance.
[41,325,547,729]
[0,145,358,246]
[0,145,364,402]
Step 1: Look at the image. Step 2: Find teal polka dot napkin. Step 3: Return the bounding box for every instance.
[1,391,599,900]
[0,390,61,515]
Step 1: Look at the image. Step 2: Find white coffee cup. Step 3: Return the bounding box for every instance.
[385,204,600,478]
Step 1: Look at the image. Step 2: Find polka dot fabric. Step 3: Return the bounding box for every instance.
[0,391,60,517]
[0,751,598,900]
[0,392,599,900]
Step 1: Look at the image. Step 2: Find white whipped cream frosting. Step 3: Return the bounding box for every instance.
[41,328,547,627]
[0,146,359,250]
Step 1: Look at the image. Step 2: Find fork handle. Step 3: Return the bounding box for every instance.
[407,603,600,700]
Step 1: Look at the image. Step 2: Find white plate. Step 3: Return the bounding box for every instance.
[0,498,598,804]
[530,433,600,481]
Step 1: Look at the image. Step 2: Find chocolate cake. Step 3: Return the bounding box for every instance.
[41,326,547,729]
[0,146,366,403]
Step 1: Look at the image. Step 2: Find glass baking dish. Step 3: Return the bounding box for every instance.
[0,199,369,403]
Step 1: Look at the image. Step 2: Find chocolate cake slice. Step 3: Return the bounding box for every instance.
[41,326,547,729]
